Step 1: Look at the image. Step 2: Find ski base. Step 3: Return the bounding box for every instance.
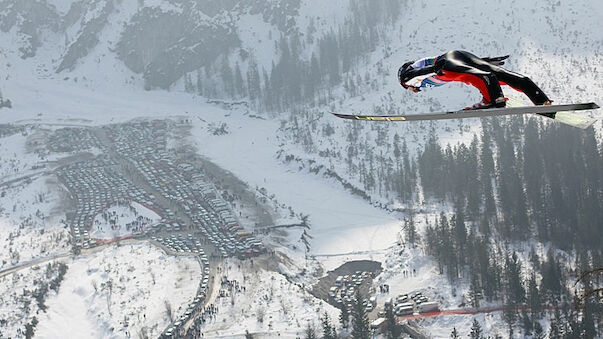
[552,111,597,129]
[331,102,600,129]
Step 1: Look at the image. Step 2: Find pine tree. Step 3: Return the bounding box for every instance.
[528,246,540,272]
[405,215,418,246]
[520,309,533,336]
[305,322,317,339]
[469,270,482,308]
[351,292,370,339]
[466,134,482,220]
[234,63,245,97]
[339,303,349,329]
[582,298,597,339]
[503,300,516,337]
[533,321,544,339]
[505,251,525,304]
[321,312,336,339]
[221,58,234,97]
[384,304,400,339]
[450,327,460,339]
[184,73,194,92]
[393,133,401,160]
[548,308,562,339]
[204,65,216,97]
[541,248,563,298]
[24,317,37,339]
[469,319,483,339]
[261,68,270,108]
[247,59,261,101]
[196,69,203,95]
[527,272,542,319]
[452,204,467,265]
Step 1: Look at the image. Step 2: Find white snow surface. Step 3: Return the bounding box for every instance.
[0,174,70,270]
[200,259,340,338]
[0,263,64,338]
[91,201,161,241]
[35,242,201,339]
[190,115,402,258]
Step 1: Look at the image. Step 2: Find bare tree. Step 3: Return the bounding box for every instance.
[280,298,288,315]
[164,300,173,322]
[256,305,265,323]
[137,326,149,339]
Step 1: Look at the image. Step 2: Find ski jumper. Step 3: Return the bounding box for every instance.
[399,50,550,105]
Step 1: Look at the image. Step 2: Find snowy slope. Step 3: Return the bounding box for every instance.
[35,242,201,339]
[275,0,603,212]
[1,0,602,337]
[198,258,340,337]
[0,130,71,270]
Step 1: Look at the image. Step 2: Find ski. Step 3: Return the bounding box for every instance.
[330,102,600,129]
[551,111,598,129]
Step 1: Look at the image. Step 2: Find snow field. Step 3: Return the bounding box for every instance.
[189,113,402,260]
[91,200,161,241]
[35,242,201,339]
[0,174,70,270]
[198,258,340,338]
[0,132,42,180]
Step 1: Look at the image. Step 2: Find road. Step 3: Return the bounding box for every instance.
[0,253,70,279]
[0,238,150,279]
[91,127,223,335]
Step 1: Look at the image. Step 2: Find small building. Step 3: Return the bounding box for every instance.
[370,318,387,333]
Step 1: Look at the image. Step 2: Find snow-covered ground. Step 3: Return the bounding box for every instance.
[0,174,70,270]
[91,201,161,241]
[0,261,67,338]
[189,114,402,258]
[199,258,340,338]
[35,242,200,339]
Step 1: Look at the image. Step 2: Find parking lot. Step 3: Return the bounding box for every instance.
[46,121,267,337]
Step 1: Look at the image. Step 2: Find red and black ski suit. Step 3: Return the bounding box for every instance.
[399,50,550,105]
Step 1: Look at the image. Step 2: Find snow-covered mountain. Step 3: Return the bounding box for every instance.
[1,0,602,338]
[1,0,330,88]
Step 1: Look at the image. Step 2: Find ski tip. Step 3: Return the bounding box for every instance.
[577,102,600,110]
[570,119,598,130]
[329,112,357,120]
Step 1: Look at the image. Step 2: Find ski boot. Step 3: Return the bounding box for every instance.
[538,100,555,119]
[464,96,507,110]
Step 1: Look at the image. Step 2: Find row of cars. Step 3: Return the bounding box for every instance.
[153,233,207,255]
[162,255,211,338]
[47,127,102,153]
[384,292,439,316]
[328,271,376,312]
[106,121,265,259]
[58,156,157,248]
[0,123,24,138]
[51,121,263,338]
